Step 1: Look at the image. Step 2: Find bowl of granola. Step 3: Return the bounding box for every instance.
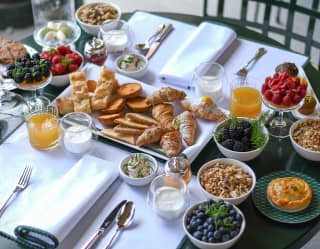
[290,118,320,161]
[197,158,256,205]
[75,2,121,35]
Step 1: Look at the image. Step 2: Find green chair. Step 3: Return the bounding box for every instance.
[202,0,320,67]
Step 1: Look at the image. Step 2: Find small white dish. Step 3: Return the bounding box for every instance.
[119,153,158,186]
[75,1,121,36]
[197,158,256,205]
[290,118,320,161]
[114,53,148,79]
[213,117,269,162]
[183,200,246,249]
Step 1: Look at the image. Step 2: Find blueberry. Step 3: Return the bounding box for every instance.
[229,209,236,217]
[187,224,194,232]
[222,234,230,242]
[207,231,213,238]
[196,218,202,224]
[22,67,30,74]
[223,217,233,224]
[193,221,200,229]
[193,231,202,240]
[7,63,15,70]
[225,202,233,211]
[236,213,243,223]
[206,217,214,224]
[203,229,208,235]
[213,230,221,240]
[218,226,225,234]
[14,73,24,83]
[41,67,50,77]
[230,230,238,238]
[207,224,214,231]
[203,222,208,228]
[197,205,204,211]
[208,237,214,243]
[25,73,33,83]
[197,225,203,231]
[197,212,205,219]
[201,236,208,242]
[232,220,240,228]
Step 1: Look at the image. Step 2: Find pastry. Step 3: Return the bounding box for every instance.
[117,83,142,98]
[98,113,124,126]
[181,98,226,122]
[100,129,135,145]
[56,97,74,115]
[173,111,197,146]
[100,97,126,114]
[146,87,186,105]
[91,68,119,111]
[125,113,158,126]
[0,37,27,64]
[114,125,144,135]
[275,62,299,77]
[126,96,150,112]
[114,118,149,129]
[152,103,174,130]
[160,131,182,157]
[70,72,92,114]
[267,177,312,212]
[136,126,167,146]
[87,80,97,92]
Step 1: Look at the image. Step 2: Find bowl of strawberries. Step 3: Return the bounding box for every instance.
[40,45,83,87]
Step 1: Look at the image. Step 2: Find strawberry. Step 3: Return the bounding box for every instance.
[262,83,268,94]
[54,63,66,75]
[65,46,72,54]
[293,95,302,104]
[282,95,291,106]
[68,63,79,72]
[296,86,302,94]
[57,46,68,55]
[271,85,280,92]
[289,81,296,89]
[52,54,63,65]
[264,90,273,100]
[272,94,282,105]
[73,53,83,65]
[66,54,77,64]
[265,77,271,84]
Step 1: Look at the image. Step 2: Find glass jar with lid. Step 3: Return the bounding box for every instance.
[164,157,192,184]
[84,37,107,66]
[31,0,81,48]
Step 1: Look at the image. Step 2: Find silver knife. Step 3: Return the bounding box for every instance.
[80,200,127,249]
[146,24,173,60]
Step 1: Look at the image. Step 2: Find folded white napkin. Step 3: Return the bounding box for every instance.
[19,155,118,242]
[159,22,236,88]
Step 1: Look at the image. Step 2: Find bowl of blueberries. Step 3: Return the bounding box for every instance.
[183,200,245,249]
[213,117,269,161]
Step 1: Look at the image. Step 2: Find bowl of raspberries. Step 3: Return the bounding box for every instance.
[183,200,245,249]
[213,117,269,161]
[40,45,83,87]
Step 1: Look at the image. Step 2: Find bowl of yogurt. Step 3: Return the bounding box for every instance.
[115,53,148,79]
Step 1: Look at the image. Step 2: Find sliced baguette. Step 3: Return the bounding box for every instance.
[98,113,124,126]
[125,113,159,126]
[114,118,149,129]
[100,129,135,145]
[114,125,144,135]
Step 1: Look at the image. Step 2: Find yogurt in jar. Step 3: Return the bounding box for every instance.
[63,126,92,154]
[196,75,222,101]
[102,30,128,53]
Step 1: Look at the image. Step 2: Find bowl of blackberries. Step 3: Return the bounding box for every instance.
[5,52,52,91]
[183,200,245,249]
[213,116,269,161]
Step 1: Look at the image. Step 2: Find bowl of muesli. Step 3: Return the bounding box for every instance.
[290,118,320,161]
[197,158,256,205]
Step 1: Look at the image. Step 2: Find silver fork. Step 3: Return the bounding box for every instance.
[0,165,32,218]
[235,48,267,77]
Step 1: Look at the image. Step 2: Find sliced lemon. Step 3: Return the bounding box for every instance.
[201,96,213,105]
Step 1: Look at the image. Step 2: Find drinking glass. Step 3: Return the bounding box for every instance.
[26,104,60,150]
[192,62,225,102]
[230,76,262,118]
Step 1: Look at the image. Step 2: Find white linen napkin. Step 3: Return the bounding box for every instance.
[18,154,118,242]
[159,22,236,88]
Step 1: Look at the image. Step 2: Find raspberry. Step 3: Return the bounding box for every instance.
[272,94,282,105]
[300,89,306,98]
[293,95,302,104]
[261,83,268,94]
[280,72,289,81]
[282,95,291,106]
[286,90,294,97]
[264,90,273,100]
[300,83,307,89]
[273,73,280,79]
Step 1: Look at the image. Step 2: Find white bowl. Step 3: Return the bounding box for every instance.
[290,118,320,161]
[75,1,121,36]
[213,118,269,162]
[183,201,246,249]
[119,153,158,186]
[114,54,148,79]
[197,158,256,205]
[50,51,84,87]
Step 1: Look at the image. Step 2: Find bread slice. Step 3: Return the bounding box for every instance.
[100,129,135,145]
[117,83,142,98]
[126,96,150,113]
[114,118,149,129]
[114,125,144,135]
[87,80,97,92]
[98,113,124,126]
[125,113,158,126]
[100,97,126,114]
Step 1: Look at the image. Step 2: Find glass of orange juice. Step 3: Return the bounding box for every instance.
[26,105,60,150]
[230,77,262,118]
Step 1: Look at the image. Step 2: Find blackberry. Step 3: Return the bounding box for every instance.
[33,65,41,72]
[33,59,40,65]
[25,61,32,68]
[221,139,234,150]
[23,52,31,59]
[233,141,246,152]
[230,126,244,140]
[25,73,33,83]
[17,62,24,68]
[241,136,251,147]
[7,70,14,78]
[34,72,42,82]
[15,58,21,64]
[41,67,50,77]
[7,63,15,70]
[220,127,230,141]
[32,53,40,60]
[14,73,24,83]
[239,120,251,129]
[244,127,252,138]
[22,67,30,74]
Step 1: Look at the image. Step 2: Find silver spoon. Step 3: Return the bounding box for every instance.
[135,24,166,50]
[104,201,135,249]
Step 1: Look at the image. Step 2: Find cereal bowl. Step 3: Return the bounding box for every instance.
[197,158,256,205]
[183,200,246,249]
[290,118,320,161]
[75,1,121,35]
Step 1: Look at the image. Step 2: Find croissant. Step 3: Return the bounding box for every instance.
[160,131,182,158]
[181,98,226,122]
[136,126,167,146]
[152,103,174,130]
[146,87,186,105]
[173,111,197,146]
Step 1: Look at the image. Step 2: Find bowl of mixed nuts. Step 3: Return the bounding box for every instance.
[197,158,256,205]
[290,118,320,161]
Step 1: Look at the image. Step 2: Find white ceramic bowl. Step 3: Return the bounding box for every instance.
[197,158,256,205]
[114,54,148,79]
[213,118,269,162]
[290,118,320,161]
[75,1,121,35]
[119,153,158,186]
[50,51,84,87]
[183,201,246,249]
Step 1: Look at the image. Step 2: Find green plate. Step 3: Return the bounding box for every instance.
[252,171,320,224]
